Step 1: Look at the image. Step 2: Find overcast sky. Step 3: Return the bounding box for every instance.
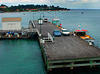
[0,0,100,9]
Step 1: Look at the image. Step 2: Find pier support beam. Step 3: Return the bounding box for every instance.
[70,62,74,70]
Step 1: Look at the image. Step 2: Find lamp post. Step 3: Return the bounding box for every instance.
[38,12,44,35]
[38,18,43,34]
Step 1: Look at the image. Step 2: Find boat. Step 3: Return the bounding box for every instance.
[73,29,94,43]
[52,18,62,29]
[52,18,59,24]
[52,11,62,29]
[81,12,83,14]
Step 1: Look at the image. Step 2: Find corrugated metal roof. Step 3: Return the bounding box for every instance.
[2,17,21,22]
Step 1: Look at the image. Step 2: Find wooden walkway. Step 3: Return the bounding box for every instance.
[45,36,100,60]
[34,21,100,71]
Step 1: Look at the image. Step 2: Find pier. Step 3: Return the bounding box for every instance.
[1,19,100,72]
[0,28,37,39]
[33,20,100,71]
[0,18,37,39]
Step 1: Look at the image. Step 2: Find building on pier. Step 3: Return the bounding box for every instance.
[2,17,22,30]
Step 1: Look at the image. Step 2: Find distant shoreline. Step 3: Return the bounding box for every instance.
[0,4,70,13]
[71,9,100,10]
[0,10,70,13]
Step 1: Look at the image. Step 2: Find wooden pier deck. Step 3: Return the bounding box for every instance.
[34,21,100,71]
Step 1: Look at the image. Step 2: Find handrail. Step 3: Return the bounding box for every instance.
[48,33,53,42]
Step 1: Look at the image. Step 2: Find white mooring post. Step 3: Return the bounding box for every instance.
[89,41,92,46]
[41,39,45,44]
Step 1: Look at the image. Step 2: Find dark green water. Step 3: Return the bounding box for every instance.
[0,39,46,74]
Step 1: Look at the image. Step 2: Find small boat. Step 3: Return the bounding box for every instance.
[52,11,60,24]
[52,18,59,24]
[81,12,83,14]
[52,18,62,29]
[73,29,94,43]
[52,11,62,29]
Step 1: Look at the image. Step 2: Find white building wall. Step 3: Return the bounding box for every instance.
[2,21,21,30]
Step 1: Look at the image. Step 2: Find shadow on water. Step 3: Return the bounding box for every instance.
[29,34,38,39]
[48,66,100,74]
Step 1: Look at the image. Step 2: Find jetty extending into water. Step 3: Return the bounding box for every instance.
[32,20,100,71]
[0,19,100,72]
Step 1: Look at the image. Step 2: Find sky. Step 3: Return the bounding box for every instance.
[0,0,100,9]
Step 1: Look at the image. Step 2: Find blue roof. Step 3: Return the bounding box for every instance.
[54,30,59,31]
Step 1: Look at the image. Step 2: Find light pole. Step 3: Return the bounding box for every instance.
[38,12,44,34]
[38,18,43,33]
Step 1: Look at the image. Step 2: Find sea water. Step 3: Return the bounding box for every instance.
[0,39,46,74]
[0,10,100,74]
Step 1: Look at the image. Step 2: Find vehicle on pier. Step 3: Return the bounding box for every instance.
[61,28,70,36]
[43,19,48,22]
[53,30,61,37]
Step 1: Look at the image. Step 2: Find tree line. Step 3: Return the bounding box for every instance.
[0,4,70,12]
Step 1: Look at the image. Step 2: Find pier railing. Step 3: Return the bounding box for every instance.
[24,29,37,33]
[29,20,36,28]
[48,33,53,42]
[31,21,36,28]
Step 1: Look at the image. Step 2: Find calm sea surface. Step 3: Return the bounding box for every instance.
[0,10,100,74]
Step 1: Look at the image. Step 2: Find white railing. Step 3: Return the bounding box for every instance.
[29,20,36,28]
[48,33,53,42]
[31,21,36,28]
[23,29,37,33]
[36,29,41,36]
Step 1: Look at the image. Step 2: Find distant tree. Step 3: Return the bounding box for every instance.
[1,4,6,6]
[0,4,69,12]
